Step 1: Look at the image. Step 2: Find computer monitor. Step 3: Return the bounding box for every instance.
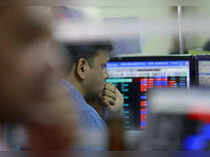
[141,88,210,150]
[194,55,210,87]
[106,55,194,130]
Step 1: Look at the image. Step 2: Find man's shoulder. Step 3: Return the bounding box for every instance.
[61,80,77,93]
[61,80,106,129]
[61,80,85,103]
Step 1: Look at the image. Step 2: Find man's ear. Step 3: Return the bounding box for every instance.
[76,58,90,80]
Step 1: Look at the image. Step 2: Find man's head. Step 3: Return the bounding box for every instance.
[0,6,63,120]
[63,41,113,102]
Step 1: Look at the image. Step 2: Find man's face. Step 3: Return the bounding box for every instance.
[0,37,62,116]
[0,7,65,119]
[84,50,110,101]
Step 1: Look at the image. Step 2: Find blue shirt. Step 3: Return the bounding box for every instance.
[62,80,107,130]
[62,80,108,151]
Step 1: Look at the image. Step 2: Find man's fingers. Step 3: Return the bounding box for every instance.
[102,83,124,112]
[104,83,116,93]
[103,89,116,100]
[102,96,115,106]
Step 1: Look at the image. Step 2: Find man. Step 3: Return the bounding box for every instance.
[0,5,77,150]
[62,41,124,131]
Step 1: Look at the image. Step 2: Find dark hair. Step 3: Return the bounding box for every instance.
[62,41,113,71]
[0,7,51,48]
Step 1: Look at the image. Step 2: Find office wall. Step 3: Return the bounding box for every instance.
[99,7,177,55]
[98,5,210,55]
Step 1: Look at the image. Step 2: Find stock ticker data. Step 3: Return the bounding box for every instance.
[106,59,191,130]
[198,60,210,87]
[194,55,210,87]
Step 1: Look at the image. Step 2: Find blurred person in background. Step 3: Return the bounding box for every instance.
[0,4,78,151]
[61,41,124,150]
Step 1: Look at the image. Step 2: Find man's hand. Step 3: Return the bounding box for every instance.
[100,83,124,112]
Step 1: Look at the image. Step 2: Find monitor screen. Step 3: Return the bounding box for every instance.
[141,88,210,150]
[106,56,193,130]
[195,55,210,87]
